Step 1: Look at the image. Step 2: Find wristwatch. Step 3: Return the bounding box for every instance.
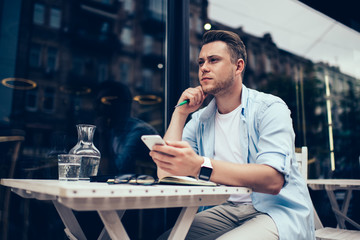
[198,157,213,181]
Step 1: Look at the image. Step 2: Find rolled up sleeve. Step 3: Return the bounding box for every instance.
[255,101,295,187]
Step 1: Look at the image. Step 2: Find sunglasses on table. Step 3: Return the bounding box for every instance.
[106,174,156,185]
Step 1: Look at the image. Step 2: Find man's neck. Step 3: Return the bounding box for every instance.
[215,84,242,114]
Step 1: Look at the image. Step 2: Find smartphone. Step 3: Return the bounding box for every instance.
[141,135,165,150]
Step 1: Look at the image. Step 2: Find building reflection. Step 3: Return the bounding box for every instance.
[0,0,359,239]
[2,0,166,177]
[1,1,168,239]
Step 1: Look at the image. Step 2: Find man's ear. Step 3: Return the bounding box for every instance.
[235,59,245,75]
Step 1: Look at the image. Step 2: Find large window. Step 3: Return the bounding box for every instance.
[0,0,167,239]
[3,0,358,238]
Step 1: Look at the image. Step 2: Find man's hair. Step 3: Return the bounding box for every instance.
[202,30,247,75]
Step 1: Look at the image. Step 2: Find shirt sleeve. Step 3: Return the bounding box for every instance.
[182,113,200,154]
[255,101,295,187]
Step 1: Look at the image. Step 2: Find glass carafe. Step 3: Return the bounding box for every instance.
[69,124,101,180]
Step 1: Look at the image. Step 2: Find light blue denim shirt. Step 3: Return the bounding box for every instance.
[182,85,315,240]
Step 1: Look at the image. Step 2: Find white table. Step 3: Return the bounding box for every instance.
[307,179,360,230]
[1,179,251,240]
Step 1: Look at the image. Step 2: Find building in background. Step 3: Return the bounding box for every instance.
[190,2,360,179]
[3,0,166,176]
[1,0,359,239]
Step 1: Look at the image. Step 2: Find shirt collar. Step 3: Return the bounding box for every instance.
[199,84,248,122]
[240,84,248,117]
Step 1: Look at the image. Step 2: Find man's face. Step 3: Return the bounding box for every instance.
[198,41,239,96]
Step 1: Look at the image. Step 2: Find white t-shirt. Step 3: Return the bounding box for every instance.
[214,104,252,203]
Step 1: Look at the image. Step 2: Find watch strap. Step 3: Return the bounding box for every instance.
[201,157,212,168]
[199,157,213,181]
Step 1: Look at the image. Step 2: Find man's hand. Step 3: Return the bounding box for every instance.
[150,140,285,194]
[150,140,203,178]
[175,86,207,115]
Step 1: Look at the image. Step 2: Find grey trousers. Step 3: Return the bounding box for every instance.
[158,202,279,240]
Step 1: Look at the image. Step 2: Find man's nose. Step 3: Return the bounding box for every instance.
[200,62,209,72]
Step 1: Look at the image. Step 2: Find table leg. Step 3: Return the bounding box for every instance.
[168,206,198,240]
[98,210,129,240]
[325,189,360,230]
[341,190,352,220]
[53,201,87,240]
[326,190,346,229]
[97,227,111,240]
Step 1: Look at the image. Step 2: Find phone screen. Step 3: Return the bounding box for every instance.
[141,135,165,150]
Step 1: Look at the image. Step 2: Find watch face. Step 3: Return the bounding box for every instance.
[199,166,213,181]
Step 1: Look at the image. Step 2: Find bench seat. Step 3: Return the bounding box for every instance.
[316,227,360,240]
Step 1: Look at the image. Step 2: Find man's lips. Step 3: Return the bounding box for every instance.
[201,77,212,81]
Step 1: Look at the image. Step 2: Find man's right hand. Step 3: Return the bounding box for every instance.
[175,86,207,115]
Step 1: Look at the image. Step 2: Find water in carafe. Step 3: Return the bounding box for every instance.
[69,124,101,180]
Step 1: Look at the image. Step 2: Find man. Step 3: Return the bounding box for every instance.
[94,81,158,176]
[150,30,314,239]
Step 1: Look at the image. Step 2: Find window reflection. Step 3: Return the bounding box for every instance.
[0,1,166,178]
[1,0,166,238]
[148,0,164,21]
[43,87,55,113]
[29,44,42,68]
[121,27,133,46]
[46,47,58,72]
[25,89,38,111]
[33,3,45,25]
[49,8,61,29]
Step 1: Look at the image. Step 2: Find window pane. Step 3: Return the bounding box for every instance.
[29,43,42,67]
[120,27,133,46]
[0,0,166,198]
[1,0,168,237]
[123,0,134,12]
[25,89,38,111]
[47,47,58,71]
[143,35,154,54]
[43,87,55,112]
[148,0,164,21]
[49,8,61,29]
[33,3,45,25]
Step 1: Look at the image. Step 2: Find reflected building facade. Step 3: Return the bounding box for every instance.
[1,1,168,239]
[3,0,166,175]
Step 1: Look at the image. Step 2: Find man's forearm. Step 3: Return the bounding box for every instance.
[163,110,189,141]
[210,160,285,194]
[157,110,189,178]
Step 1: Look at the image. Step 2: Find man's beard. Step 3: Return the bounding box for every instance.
[202,75,235,96]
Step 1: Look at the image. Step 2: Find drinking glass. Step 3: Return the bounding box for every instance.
[58,154,81,181]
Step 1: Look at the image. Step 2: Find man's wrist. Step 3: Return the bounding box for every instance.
[172,109,191,123]
[198,157,213,181]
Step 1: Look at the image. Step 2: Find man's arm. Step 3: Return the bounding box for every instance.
[210,159,284,195]
[157,86,207,178]
[152,100,289,195]
[152,141,284,194]
[156,110,188,178]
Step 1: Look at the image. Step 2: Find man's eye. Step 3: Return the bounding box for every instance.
[198,61,204,66]
[210,58,218,63]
